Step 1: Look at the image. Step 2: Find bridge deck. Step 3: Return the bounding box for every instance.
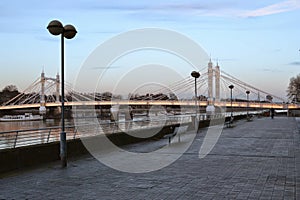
[1,116,300,199]
[1,100,298,110]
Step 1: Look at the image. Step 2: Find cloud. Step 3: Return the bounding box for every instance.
[240,0,300,17]
[35,36,58,42]
[113,1,300,18]
[289,61,300,66]
[261,68,283,73]
[82,3,146,12]
[90,66,121,70]
[110,1,300,19]
[212,58,237,62]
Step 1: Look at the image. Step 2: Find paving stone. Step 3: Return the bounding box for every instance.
[0,116,299,199]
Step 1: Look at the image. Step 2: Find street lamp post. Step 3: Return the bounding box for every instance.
[47,20,77,168]
[191,71,200,129]
[229,85,234,119]
[191,71,200,112]
[246,91,250,119]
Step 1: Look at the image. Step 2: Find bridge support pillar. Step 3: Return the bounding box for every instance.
[56,73,60,103]
[215,64,220,102]
[125,106,133,120]
[110,105,119,122]
[39,71,46,115]
[206,105,215,119]
[208,59,213,103]
[206,59,215,118]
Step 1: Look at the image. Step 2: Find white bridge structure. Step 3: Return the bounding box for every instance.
[1,61,299,113]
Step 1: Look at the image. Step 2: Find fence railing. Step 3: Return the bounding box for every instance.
[0,111,266,150]
[0,115,192,150]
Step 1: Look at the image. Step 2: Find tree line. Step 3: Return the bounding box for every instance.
[0,85,20,105]
[1,75,300,106]
[287,74,300,103]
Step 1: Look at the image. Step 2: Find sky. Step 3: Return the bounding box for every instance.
[0,0,300,100]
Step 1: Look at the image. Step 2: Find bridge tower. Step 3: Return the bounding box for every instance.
[206,58,215,115]
[56,73,60,103]
[39,71,46,114]
[207,58,213,104]
[215,63,220,102]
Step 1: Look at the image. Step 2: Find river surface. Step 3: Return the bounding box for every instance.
[0,111,188,132]
[0,119,74,132]
[0,111,254,132]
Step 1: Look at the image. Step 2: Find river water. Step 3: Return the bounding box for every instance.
[0,111,183,132]
[0,111,253,132]
[0,119,74,132]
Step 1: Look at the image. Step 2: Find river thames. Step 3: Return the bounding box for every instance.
[0,119,73,132]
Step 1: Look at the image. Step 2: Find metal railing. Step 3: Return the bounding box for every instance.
[0,111,266,150]
[0,126,75,149]
[0,115,192,150]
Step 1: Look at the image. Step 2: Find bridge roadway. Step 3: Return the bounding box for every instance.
[0,100,298,110]
[0,116,299,199]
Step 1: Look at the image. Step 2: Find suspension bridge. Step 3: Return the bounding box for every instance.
[0,60,298,113]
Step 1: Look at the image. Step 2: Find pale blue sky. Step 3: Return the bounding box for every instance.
[0,0,299,99]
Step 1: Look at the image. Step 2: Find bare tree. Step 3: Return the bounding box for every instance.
[0,85,20,104]
[2,85,18,92]
[287,74,300,103]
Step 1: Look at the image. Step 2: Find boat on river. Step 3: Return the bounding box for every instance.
[0,113,43,122]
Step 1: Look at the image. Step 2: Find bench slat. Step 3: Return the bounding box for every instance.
[165,125,188,144]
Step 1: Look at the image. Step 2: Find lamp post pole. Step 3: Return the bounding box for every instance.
[191,71,200,113]
[47,20,77,168]
[229,85,234,119]
[195,77,197,115]
[246,91,250,119]
[60,32,66,167]
[191,71,200,129]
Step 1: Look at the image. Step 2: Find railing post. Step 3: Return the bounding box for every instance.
[47,129,51,143]
[13,131,19,148]
[112,122,116,134]
[73,128,78,139]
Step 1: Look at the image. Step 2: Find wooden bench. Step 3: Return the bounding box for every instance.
[224,117,234,128]
[246,114,253,121]
[164,125,188,144]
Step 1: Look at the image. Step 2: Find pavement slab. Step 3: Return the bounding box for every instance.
[0,116,299,199]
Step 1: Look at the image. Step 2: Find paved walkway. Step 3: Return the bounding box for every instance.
[1,116,300,199]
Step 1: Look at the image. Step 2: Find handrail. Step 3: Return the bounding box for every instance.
[0,125,73,135]
[0,111,266,150]
[0,115,191,150]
